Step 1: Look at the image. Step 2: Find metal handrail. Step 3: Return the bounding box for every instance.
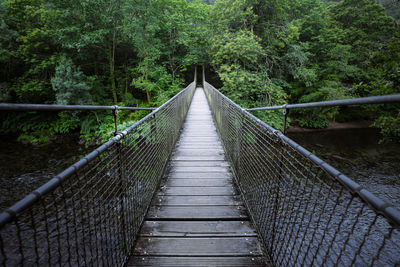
[206,81,400,226]
[204,80,400,266]
[0,103,156,135]
[0,81,196,266]
[0,103,155,111]
[0,84,191,227]
[246,93,400,134]
[246,94,400,111]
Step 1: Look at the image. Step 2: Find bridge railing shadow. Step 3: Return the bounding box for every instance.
[0,82,196,266]
[204,81,400,266]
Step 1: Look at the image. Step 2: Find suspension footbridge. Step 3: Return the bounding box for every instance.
[0,70,399,266]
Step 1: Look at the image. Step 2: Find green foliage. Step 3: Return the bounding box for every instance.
[282,43,317,87]
[51,57,93,105]
[209,2,287,128]
[0,110,81,144]
[378,0,400,19]
[212,30,263,68]
[374,112,400,144]
[355,34,400,142]
[79,113,115,145]
[0,0,398,143]
[212,0,257,31]
[294,82,354,128]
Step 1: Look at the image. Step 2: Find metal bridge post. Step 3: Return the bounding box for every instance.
[113,106,119,136]
[117,139,128,256]
[151,113,157,145]
[282,105,288,135]
[202,64,205,88]
[270,134,286,262]
[194,66,197,87]
[235,109,245,179]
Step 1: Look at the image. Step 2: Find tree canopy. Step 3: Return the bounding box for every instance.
[0,0,399,143]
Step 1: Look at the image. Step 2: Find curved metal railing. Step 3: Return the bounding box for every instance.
[0,82,196,266]
[204,81,400,266]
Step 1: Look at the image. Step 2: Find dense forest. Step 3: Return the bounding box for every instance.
[0,0,399,144]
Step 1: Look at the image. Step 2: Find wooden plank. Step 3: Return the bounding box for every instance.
[158,186,235,196]
[182,126,215,129]
[128,256,267,266]
[182,126,216,130]
[132,237,262,256]
[166,178,231,187]
[184,123,215,125]
[178,140,220,144]
[173,150,224,157]
[181,129,216,133]
[185,115,213,117]
[181,127,216,130]
[127,88,267,266]
[180,135,219,138]
[175,146,224,151]
[146,205,248,220]
[169,161,229,167]
[140,221,256,237]
[171,155,226,161]
[180,133,217,136]
[182,125,215,128]
[181,122,216,125]
[178,136,219,140]
[180,128,216,130]
[168,172,231,179]
[179,140,221,145]
[183,119,214,121]
[184,120,213,123]
[169,166,230,173]
[153,195,242,206]
[179,135,220,140]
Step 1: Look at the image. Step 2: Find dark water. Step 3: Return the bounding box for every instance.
[0,134,91,211]
[0,129,399,265]
[1,129,399,211]
[287,128,400,209]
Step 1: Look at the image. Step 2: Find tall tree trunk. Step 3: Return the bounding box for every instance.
[144,57,151,104]
[109,29,117,105]
[145,71,151,104]
[109,49,118,104]
[125,54,128,95]
[146,90,151,104]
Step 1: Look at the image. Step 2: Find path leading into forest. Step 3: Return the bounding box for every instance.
[128,87,266,266]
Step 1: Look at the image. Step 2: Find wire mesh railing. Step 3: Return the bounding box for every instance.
[204,81,400,266]
[0,82,195,266]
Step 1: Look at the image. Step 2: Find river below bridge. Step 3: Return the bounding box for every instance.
[0,133,91,211]
[0,128,399,212]
[288,128,400,210]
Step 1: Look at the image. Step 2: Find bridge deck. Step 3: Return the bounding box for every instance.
[129,88,266,266]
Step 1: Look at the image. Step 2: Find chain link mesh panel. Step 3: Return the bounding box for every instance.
[0,83,195,266]
[204,82,400,266]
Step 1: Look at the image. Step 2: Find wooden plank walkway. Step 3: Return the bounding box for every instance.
[129,87,266,266]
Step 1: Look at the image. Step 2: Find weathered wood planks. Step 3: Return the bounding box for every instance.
[128,87,266,266]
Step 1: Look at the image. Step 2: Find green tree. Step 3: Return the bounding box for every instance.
[51,57,93,105]
[329,0,396,80]
[209,1,288,128]
[356,34,400,142]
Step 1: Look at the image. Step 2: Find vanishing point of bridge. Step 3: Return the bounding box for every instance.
[129,87,264,266]
[0,70,399,266]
